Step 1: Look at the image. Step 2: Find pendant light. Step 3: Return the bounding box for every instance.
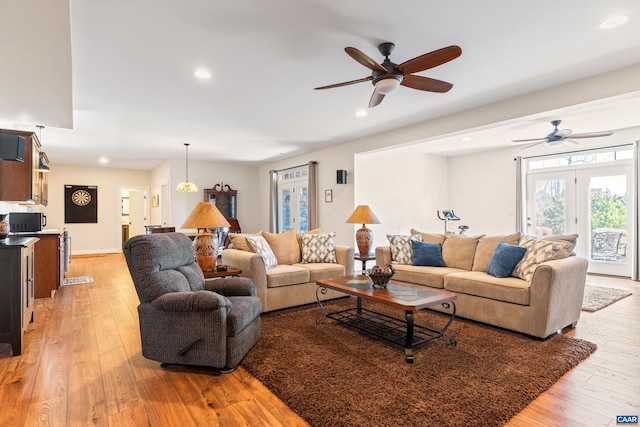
[36,125,50,172]
[176,143,198,192]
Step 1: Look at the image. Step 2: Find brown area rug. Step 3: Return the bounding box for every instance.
[243,298,597,427]
[582,285,633,312]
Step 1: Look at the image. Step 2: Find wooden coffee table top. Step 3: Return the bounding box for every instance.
[317,275,456,311]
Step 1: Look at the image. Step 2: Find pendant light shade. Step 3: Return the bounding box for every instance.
[176,143,198,192]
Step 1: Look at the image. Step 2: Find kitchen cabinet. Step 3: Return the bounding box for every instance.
[0,237,37,356]
[0,129,44,205]
[19,230,67,298]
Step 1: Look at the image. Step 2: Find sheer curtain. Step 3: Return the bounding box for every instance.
[268,170,277,232]
[514,156,525,233]
[308,161,318,230]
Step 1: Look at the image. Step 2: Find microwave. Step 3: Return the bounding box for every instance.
[9,212,47,233]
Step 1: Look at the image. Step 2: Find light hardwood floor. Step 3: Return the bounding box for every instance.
[1,254,638,426]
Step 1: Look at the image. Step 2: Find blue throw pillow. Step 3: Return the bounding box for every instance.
[486,241,527,278]
[412,240,445,267]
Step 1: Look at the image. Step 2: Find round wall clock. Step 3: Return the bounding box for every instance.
[71,189,91,206]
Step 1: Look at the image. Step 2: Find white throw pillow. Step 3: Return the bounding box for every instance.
[387,234,422,265]
[301,232,337,263]
[245,235,278,270]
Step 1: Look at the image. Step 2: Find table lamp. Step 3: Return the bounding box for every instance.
[182,202,231,271]
[346,205,380,256]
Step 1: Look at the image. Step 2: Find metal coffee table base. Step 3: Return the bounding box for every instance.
[317,289,456,363]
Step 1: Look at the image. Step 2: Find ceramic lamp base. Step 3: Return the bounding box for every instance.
[193,231,219,272]
[355,225,373,256]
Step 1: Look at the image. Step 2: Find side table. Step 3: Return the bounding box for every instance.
[354,253,376,272]
[203,267,242,279]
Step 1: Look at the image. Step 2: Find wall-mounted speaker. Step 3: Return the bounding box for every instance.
[0,134,25,161]
[337,169,347,184]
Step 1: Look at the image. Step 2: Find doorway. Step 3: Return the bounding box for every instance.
[526,157,633,277]
[121,188,148,247]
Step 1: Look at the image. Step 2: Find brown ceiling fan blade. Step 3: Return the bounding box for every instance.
[398,45,462,75]
[511,137,550,143]
[314,76,372,90]
[345,47,387,73]
[568,131,613,139]
[401,75,453,93]
[369,90,385,108]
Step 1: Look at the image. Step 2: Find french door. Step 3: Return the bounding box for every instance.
[527,163,633,277]
[278,182,309,232]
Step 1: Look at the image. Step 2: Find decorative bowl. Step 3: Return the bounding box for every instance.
[366,272,394,288]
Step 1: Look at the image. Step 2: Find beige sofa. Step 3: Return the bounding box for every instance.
[375,230,588,339]
[222,229,354,312]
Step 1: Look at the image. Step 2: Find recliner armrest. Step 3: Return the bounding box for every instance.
[204,276,258,297]
[151,290,231,312]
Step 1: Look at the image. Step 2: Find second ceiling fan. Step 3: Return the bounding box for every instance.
[512,120,614,149]
[314,42,462,108]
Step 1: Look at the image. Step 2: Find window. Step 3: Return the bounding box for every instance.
[277,166,309,232]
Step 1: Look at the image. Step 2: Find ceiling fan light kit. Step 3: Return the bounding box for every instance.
[374,78,401,95]
[314,41,461,108]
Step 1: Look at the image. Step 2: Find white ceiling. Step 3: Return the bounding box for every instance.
[1,0,640,170]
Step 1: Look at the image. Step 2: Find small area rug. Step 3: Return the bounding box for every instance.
[582,285,632,312]
[61,276,93,286]
[243,299,597,427]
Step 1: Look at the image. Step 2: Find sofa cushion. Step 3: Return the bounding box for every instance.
[265,265,310,288]
[409,229,446,245]
[472,232,521,271]
[245,235,278,270]
[262,229,301,265]
[442,234,483,271]
[392,264,464,289]
[301,232,337,263]
[387,234,422,264]
[444,271,531,305]
[228,232,262,252]
[412,240,445,267]
[512,235,561,281]
[296,262,346,282]
[486,242,527,278]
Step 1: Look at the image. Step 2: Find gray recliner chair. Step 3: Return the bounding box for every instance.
[123,233,261,372]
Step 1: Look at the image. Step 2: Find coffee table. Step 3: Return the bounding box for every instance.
[316,275,457,363]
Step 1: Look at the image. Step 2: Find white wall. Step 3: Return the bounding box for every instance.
[166,158,261,235]
[355,150,448,250]
[44,164,150,254]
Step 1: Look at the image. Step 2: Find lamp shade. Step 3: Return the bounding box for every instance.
[346,205,381,225]
[182,202,231,230]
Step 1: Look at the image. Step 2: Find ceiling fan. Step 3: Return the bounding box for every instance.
[314,42,462,108]
[512,120,614,149]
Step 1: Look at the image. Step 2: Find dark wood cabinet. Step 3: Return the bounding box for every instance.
[18,231,67,298]
[0,237,37,356]
[204,183,238,221]
[203,183,240,248]
[0,129,45,205]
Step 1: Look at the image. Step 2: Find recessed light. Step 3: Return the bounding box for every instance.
[461,137,471,142]
[99,157,108,164]
[600,15,628,29]
[355,110,367,117]
[194,68,211,79]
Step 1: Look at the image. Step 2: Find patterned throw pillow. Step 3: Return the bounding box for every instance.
[512,235,561,281]
[245,235,278,270]
[301,232,337,263]
[387,234,422,265]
